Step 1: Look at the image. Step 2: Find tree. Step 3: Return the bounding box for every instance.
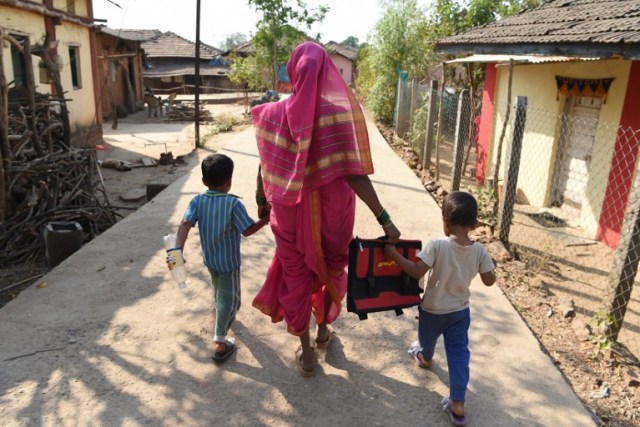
[248,0,328,88]
[341,36,360,50]
[356,0,433,123]
[220,32,248,51]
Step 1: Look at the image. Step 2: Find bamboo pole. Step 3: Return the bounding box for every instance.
[492,59,514,217]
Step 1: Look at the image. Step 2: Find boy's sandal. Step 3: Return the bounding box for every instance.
[314,325,335,350]
[212,341,237,364]
[295,346,315,378]
[409,349,430,369]
[442,397,466,426]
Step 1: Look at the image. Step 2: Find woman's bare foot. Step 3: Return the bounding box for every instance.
[315,324,334,349]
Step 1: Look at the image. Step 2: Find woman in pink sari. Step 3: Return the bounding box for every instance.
[251,42,400,377]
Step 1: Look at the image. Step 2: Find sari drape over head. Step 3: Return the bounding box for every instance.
[251,42,373,335]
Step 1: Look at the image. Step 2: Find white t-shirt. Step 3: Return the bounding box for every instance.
[417,237,495,315]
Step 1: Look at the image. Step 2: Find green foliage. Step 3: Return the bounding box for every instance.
[340,36,360,50]
[228,54,266,91]
[356,0,542,124]
[220,33,249,51]
[356,0,433,123]
[248,0,328,88]
[468,184,498,230]
[590,312,617,358]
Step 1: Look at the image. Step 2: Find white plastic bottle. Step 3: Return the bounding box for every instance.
[163,233,187,289]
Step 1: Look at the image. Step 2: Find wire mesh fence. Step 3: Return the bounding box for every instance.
[394,76,640,360]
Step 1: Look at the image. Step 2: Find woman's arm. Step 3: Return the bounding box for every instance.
[347,175,401,244]
[256,166,270,219]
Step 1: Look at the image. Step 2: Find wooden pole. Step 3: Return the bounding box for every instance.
[435,62,446,182]
[0,28,8,222]
[194,0,201,147]
[498,96,527,246]
[23,37,43,156]
[492,59,514,218]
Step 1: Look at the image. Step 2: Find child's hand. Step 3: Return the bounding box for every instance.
[383,243,396,257]
[166,252,185,268]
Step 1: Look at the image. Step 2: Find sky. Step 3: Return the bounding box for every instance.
[92,0,431,49]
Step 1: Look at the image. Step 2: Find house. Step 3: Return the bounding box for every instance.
[435,0,640,249]
[141,31,237,94]
[0,0,102,146]
[96,28,153,119]
[324,41,357,86]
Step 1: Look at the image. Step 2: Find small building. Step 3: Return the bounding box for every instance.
[435,0,640,249]
[0,0,102,146]
[141,31,235,94]
[96,28,153,119]
[324,41,357,86]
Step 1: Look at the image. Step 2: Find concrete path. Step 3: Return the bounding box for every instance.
[0,117,596,426]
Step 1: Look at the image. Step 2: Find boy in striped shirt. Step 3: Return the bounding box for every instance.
[176,153,269,363]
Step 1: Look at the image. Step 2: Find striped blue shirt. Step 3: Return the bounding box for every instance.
[183,190,255,273]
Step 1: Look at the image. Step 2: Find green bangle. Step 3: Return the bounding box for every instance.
[376,209,391,225]
[256,193,267,207]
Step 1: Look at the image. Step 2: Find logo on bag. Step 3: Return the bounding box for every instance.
[377,260,397,268]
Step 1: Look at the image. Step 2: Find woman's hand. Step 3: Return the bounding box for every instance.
[383,222,401,244]
[258,204,271,220]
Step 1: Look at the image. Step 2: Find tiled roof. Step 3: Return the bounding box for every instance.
[436,0,640,51]
[143,60,228,78]
[325,41,358,61]
[141,31,221,60]
[99,28,163,42]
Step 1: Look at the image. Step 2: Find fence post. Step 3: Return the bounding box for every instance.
[423,80,438,170]
[603,167,640,341]
[394,74,402,132]
[408,80,417,141]
[498,96,527,246]
[451,90,471,191]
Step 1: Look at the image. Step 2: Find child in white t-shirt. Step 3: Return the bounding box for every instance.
[384,191,496,426]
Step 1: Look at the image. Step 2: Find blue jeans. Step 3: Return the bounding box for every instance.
[418,306,470,402]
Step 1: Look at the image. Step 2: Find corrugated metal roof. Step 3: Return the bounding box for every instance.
[445,54,599,63]
[99,28,163,42]
[141,32,221,60]
[143,60,228,78]
[437,0,640,48]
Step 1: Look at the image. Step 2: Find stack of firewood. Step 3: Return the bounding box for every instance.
[1,88,117,266]
[0,149,119,266]
[166,103,213,122]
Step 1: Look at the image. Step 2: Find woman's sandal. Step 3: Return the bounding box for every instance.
[295,346,315,378]
[315,325,334,350]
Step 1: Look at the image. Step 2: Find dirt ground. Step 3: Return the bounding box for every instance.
[378,123,640,427]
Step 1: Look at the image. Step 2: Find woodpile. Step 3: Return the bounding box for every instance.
[166,103,213,122]
[0,149,119,266]
[0,28,118,266]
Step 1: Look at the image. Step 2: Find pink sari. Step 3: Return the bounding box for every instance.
[251,42,373,335]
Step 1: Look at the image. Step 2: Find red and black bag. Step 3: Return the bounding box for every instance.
[347,237,423,320]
